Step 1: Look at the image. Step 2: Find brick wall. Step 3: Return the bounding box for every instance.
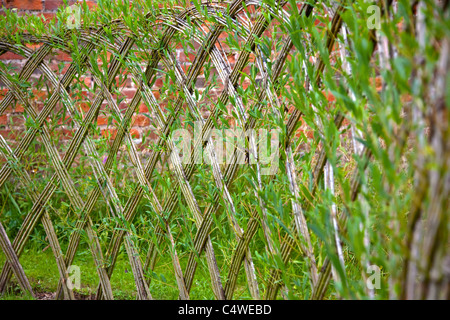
[0,1,321,162]
[1,0,84,20]
[0,0,181,153]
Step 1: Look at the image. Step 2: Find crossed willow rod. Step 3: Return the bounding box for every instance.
[265,0,394,300]
[78,0,292,300]
[145,4,283,298]
[139,17,262,299]
[93,0,296,300]
[164,0,352,299]
[66,1,256,300]
[0,36,150,299]
[93,4,278,300]
[93,1,250,300]
[0,127,78,300]
[0,33,128,293]
[163,11,293,299]
[0,0,392,300]
[47,2,232,300]
[0,69,84,300]
[105,0,274,299]
[138,1,298,299]
[73,5,253,299]
[264,2,347,300]
[59,6,231,299]
[122,0,310,300]
[0,16,165,299]
[3,38,139,298]
[207,0,384,300]
[3,12,177,298]
[170,0,344,299]
[0,45,80,300]
[0,0,270,299]
[0,0,324,300]
[1,5,221,298]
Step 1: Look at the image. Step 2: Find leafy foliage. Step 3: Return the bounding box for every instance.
[0,0,448,300]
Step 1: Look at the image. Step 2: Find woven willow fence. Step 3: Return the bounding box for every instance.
[0,0,448,300]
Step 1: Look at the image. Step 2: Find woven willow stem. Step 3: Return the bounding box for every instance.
[0,221,34,297]
[0,0,413,301]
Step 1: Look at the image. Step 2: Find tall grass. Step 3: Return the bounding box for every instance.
[0,0,448,300]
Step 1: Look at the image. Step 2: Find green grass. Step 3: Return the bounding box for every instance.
[0,246,252,300]
[0,0,447,301]
[0,249,138,299]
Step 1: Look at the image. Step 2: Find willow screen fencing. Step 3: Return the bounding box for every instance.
[0,0,448,300]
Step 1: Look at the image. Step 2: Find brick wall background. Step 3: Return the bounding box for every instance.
[0,1,256,147]
[0,0,192,154]
[0,1,322,164]
[1,0,86,20]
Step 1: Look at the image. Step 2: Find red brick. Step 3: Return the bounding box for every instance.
[143,128,159,141]
[401,94,412,104]
[0,129,11,139]
[132,114,150,127]
[57,115,72,125]
[9,114,25,126]
[25,43,40,50]
[56,128,73,140]
[0,51,24,60]
[41,12,56,22]
[342,118,350,127]
[96,51,112,65]
[45,0,82,10]
[101,128,117,140]
[152,90,160,100]
[219,31,228,40]
[130,128,140,139]
[122,89,137,100]
[80,76,91,87]
[83,1,96,9]
[50,60,70,73]
[323,91,335,102]
[77,102,90,113]
[31,89,48,100]
[14,103,24,113]
[69,90,88,100]
[0,129,23,140]
[242,80,252,90]
[45,0,68,10]
[0,115,7,126]
[5,0,43,11]
[55,52,72,62]
[139,103,149,113]
[370,77,383,92]
[97,116,108,126]
[179,52,195,63]
[0,89,8,99]
[227,53,236,65]
[153,78,163,89]
[264,29,273,37]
